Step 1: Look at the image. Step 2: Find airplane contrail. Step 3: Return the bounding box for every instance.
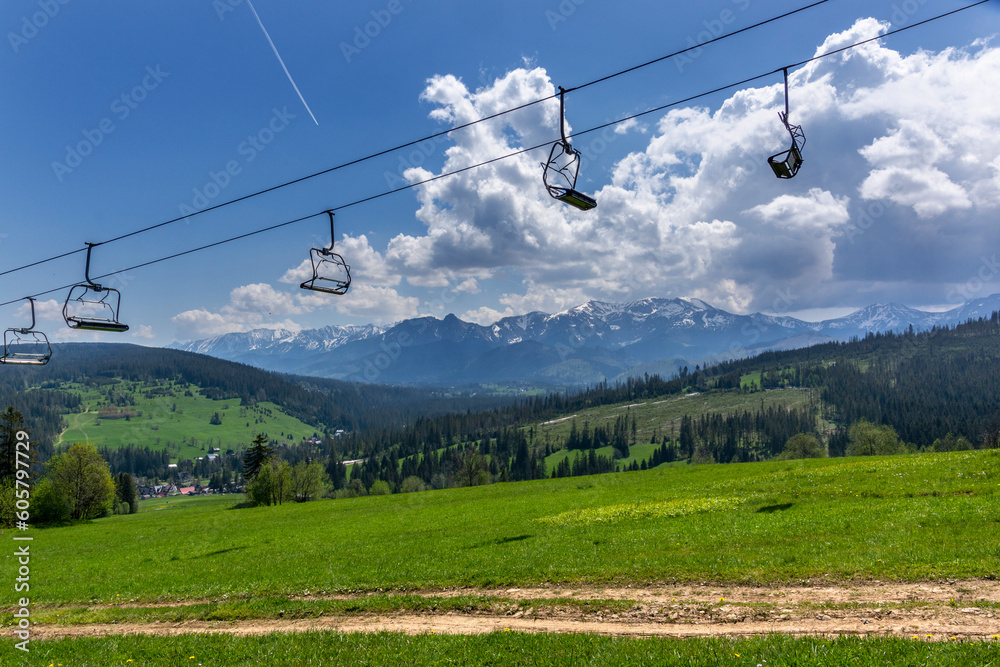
[245,0,319,125]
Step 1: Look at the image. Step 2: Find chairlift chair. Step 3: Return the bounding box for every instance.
[767,68,806,180]
[300,211,352,295]
[1,298,51,366]
[62,243,129,332]
[542,86,597,210]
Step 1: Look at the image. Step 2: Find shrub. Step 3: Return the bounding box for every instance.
[932,433,973,452]
[846,420,907,456]
[369,480,392,496]
[777,433,826,460]
[400,476,426,493]
[32,477,73,524]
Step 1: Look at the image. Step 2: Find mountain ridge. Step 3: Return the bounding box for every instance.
[169,294,1000,387]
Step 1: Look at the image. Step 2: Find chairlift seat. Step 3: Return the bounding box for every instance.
[63,284,129,332]
[300,247,351,295]
[555,188,598,211]
[1,329,51,365]
[542,142,597,211]
[65,317,131,333]
[300,211,352,296]
[767,69,807,180]
[62,243,129,333]
[768,144,803,180]
[2,298,52,365]
[541,87,597,211]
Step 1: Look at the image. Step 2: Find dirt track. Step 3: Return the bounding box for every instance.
[30,580,1000,641]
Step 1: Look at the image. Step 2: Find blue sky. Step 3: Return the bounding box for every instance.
[2,0,999,345]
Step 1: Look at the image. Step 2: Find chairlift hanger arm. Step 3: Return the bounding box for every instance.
[25,297,37,331]
[83,242,103,290]
[326,210,336,253]
[558,86,573,151]
[781,67,790,123]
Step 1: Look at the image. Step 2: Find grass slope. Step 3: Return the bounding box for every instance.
[12,449,999,604]
[50,380,321,459]
[534,388,813,446]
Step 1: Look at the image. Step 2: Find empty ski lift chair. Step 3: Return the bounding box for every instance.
[300,211,351,295]
[768,68,806,180]
[1,297,52,366]
[62,242,129,332]
[542,86,597,210]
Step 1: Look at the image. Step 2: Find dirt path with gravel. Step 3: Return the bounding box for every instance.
[30,580,1000,641]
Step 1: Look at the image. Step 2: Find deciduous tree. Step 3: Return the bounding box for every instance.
[47,443,115,520]
[290,461,329,502]
[778,433,826,460]
[846,420,906,457]
[246,458,291,506]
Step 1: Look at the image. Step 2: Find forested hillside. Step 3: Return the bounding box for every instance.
[0,344,511,461]
[337,314,1000,492]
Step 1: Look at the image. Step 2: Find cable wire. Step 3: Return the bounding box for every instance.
[0,0,837,280]
[0,0,991,310]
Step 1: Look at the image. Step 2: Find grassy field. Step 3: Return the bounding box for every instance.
[534,387,813,446]
[4,632,998,666]
[10,448,998,604]
[543,441,687,476]
[50,380,321,460]
[4,448,998,664]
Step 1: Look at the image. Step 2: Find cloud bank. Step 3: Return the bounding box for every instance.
[174,19,1000,334]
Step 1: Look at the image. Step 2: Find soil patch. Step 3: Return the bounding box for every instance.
[29,580,1000,642]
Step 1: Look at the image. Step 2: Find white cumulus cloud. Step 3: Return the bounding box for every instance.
[372,19,1000,314]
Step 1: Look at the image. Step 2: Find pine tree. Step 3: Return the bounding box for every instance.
[242,433,274,480]
[0,407,26,484]
[114,471,139,514]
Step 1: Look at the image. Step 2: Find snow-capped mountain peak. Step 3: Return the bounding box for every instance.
[169,294,1000,386]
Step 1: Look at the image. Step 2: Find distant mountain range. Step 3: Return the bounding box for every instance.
[169,294,1000,387]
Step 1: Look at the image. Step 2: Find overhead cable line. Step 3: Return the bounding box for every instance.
[0,0,836,280]
[0,0,989,310]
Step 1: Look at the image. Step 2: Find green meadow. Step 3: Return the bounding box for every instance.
[13,449,999,605]
[4,448,999,665]
[50,380,321,459]
[535,387,812,443]
[5,632,999,667]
